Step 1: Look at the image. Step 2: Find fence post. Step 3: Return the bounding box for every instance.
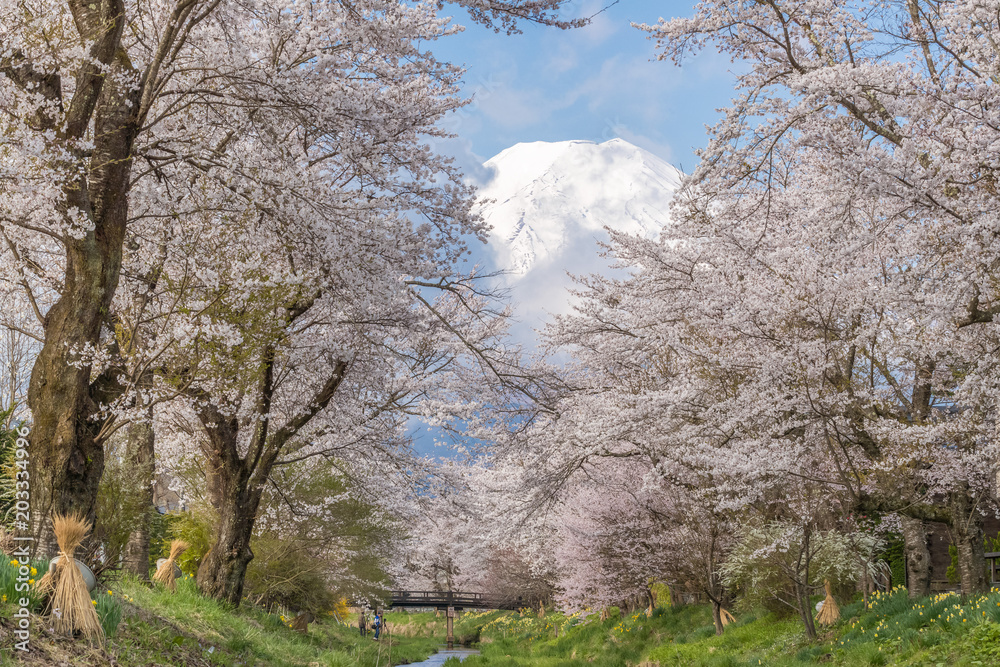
[446,606,455,647]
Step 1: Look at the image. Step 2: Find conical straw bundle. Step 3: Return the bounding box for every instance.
[47,514,103,642]
[720,608,736,626]
[153,540,189,592]
[816,580,840,625]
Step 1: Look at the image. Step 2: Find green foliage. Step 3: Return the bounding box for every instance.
[94,590,125,638]
[947,544,959,584]
[446,586,1000,667]
[243,534,337,613]
[880,533,905,589]
[0,406,21,531]
[99,575,440,666]
[160,506,216,576]
[246,459,399,609]
[955,621,1000,663]
[986,532,1000,553]
[93,439,154,571]
[720,521,879,616]
[0,556,45,613]
[651,581,672,607]
[38,588,1000,667]
[147,507,174,573]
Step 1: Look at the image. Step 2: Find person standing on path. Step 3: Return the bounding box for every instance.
[359,611,367,637]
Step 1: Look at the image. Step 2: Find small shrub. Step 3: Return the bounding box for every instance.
[92,435,155,573]
[686,624,717,642]
[243,534,336,612]
[94,591,124,638]
[855,642,888,666]
[224,625,259,653]
[321,652,353,667]
[946,544,959,584]
[163,506,215,576]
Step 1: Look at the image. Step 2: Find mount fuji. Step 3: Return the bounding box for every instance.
[477,138,684,277]
[474,138,684,334]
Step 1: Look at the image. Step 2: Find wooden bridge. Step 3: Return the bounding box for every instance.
[387,590,526,611]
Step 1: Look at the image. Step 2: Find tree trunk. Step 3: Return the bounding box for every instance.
[950,490,987,595]
[196,474,262,606]
[25,16,140,555]
[711,600,724,636]
[122,415,155,578]
[28,304,108,556]
[796,581,817,639]
[901,515,932,598]
[192,352,347,605]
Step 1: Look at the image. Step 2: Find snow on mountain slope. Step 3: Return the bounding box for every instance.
[477,138,684,277]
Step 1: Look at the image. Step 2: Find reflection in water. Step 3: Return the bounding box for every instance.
[406,646,480,665]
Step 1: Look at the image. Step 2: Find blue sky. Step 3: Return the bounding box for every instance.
[412,0,741,456]
[431,0,741,178]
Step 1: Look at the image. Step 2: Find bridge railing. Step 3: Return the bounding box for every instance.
[388,590,525,611]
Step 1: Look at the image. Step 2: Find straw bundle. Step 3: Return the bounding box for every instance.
[816,580,840,625]
[153,540,189,591]
[720,608,736,627]
[47,514,103,642]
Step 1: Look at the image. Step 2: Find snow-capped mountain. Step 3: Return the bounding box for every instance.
[477,138,684,277]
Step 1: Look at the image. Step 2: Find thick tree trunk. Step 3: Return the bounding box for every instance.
[711,600,724,636]
[25,11,139,555]
[193,352,347,605]
[901,515,932,598]
[28,298,108,555]
[950,490,986,595]
[196,473,263,606]
[122,416,155,578]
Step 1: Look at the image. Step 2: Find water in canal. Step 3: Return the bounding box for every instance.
[406,646,480,665]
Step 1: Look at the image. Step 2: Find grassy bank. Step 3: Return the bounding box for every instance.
[0,569,443,666]
[447,586,1000,666]
[14,564,1000,666]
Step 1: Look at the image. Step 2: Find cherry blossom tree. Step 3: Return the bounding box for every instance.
[597,0,1000,597]
[147,246,538,603]
[0,0,579,554]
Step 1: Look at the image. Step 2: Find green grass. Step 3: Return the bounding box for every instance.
[447,586,1000,666]
[112,575,442,666]
[11,564,1000,667]
[0,572,444,666]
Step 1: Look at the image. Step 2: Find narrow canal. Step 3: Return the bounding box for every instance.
[406,646,480,665]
